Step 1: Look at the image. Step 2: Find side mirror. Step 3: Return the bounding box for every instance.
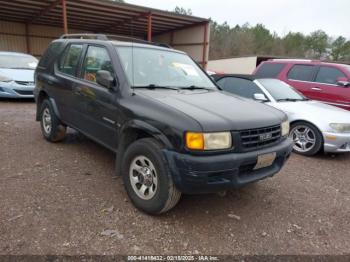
[336,77,350,87]
[253,93,268,102]
[96,70,115,89]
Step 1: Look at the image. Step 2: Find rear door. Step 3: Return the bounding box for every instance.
[54,43,85,125]
[284,64,318,99]
[75,44,119,150]
[312,66,350,109]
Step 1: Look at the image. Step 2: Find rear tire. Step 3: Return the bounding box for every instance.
[289,122,323,156]
[122,138,181,215]
[40,99,66,142]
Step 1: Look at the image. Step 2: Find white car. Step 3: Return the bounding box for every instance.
[214,74,350,155]
[0,51,38,98]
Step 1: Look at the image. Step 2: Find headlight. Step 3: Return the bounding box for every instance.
[186,131,232,150]
[0,75,12,82]
[281,120,290,136]
[330,123,350,133]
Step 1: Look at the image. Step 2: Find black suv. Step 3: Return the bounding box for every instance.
[34,34,293,214]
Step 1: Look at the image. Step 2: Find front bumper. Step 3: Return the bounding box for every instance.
[323,132,350,153]
[163,138,293,194]
[0,82,34,98]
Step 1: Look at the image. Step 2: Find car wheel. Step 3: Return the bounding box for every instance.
[40,99,66,142]
[289,122,323,156]
[122,138,181,215]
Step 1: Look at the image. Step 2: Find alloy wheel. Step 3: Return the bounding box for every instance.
[290,125,316,153]
[42,108,52,134]
[129,156,158,200]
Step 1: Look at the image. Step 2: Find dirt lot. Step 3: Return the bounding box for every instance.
[0,100,350,256]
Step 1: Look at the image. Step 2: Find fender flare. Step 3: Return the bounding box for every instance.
[115,119,174,176]
[49,97,61,120]
[35,91,61,121]
[119,119,174,149]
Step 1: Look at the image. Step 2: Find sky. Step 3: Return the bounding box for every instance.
[127,0,350,39]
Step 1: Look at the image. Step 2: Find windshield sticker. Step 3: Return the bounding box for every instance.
[172,62,199,76]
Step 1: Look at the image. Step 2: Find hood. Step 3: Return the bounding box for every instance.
[270,100,350,123]
[137,89,286,131]
[0,68,34,82]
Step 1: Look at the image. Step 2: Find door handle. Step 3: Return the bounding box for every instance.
[311,87,322,91]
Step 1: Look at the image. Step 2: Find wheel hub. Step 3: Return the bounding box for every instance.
[140,167,153,187]
[299,135,306,142]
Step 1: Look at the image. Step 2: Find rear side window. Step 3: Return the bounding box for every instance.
[38,42,64,68]
[217,77,262,99]
[287,65,315,81]
[315,66,346,85]
[58,44,83,76]
[81,46,114,84]
[255,63,285,78]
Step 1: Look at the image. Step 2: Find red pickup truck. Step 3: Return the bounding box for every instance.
[254,59,350,110]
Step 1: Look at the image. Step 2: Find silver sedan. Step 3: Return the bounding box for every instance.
[0,52,37,98]
[215,75,350,156]
[254,78,350,155]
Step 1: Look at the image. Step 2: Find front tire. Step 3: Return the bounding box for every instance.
[289,122,323,156]
[122,138,181,215]
[40,99,66,142]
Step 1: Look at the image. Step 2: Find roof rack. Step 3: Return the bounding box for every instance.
[59,34,171,48]
[60,34,109,40]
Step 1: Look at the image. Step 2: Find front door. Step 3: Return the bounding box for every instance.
[312,66,350,110]
[75,45,120,150]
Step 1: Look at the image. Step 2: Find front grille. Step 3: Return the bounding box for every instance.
[14,89,33,95]
[240,124,281,150]
[15,81,34,86]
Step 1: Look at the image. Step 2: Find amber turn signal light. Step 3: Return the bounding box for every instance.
[186,132,204,150]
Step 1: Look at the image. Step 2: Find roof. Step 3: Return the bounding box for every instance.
[0,0,209,37]
[111,41,185,54]
[212,74,257,81]
[209,55,277,61]
[53,35,186,53]
[265,58,350,66]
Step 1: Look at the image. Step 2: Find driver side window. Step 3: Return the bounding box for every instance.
[81,46,114,85]
[315,66,346,85]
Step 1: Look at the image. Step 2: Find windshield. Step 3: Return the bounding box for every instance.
[0,54,38,69]
[258,78,306,101]
[115,46,216,89]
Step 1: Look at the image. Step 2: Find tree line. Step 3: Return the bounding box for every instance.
[209,22,350,62]
[172,6,349,62]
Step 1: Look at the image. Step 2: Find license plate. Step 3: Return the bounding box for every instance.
[254,152,276,170]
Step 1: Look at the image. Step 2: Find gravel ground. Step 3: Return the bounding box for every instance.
[0,100,350,256]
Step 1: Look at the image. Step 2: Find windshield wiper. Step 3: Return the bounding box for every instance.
[133,84,179,90]
[179,85,211,90]
[276,98,304,102]
[9,67,33,70]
